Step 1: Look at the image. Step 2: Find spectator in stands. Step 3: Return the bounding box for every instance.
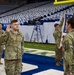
[53,23,62,66]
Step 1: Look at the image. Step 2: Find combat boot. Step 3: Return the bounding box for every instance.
[56,61,62,66]
[0,62,3,65]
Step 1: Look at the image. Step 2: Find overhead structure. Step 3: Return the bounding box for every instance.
[54,0,74,5]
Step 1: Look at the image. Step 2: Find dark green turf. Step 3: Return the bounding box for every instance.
[24,42,55,51]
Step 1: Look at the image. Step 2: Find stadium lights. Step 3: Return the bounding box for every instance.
[54,0,74,5]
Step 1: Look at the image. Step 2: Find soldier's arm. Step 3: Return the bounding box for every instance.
[55,31,60,47]
[0,30,9,44]
[53,31,58,41]
[53,33,56,40]
[63,35,73,73]
[4,25,11,43]
[21,36,24,55]
[1,31,9,43]
[0,25,10,43]
[60,17,64,29]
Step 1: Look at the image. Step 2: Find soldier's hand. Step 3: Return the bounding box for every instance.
[6,25,11,32]
[58,46,62,50]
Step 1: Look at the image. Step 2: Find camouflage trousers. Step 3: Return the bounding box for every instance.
[64,60,74,75]
[5,59,22,75]
[55,46,63,62]
[0,45,4,60]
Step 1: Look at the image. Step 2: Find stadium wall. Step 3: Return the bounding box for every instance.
[19,21,60,44]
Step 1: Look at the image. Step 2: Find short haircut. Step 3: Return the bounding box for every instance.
[54,23,59,27]
[67,17,74,28]
[10,20,18,24]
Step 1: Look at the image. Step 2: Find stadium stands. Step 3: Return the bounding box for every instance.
[0,5,17,14]
[0,2,74,25]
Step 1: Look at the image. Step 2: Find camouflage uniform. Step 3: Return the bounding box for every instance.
[60,17,64,29]
[3,30,24,75]
[53,29,62,63]
[0,29,5,60]
[63,29,74,75]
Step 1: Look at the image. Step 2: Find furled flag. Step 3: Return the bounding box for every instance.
[59,14,74,50]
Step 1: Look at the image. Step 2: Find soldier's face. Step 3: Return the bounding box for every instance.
[11,22,19,31]
[56,25,60,30]
[66,22,70,32]
[0,24,2,29]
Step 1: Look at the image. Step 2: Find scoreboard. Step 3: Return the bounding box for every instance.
[54,0,74,5]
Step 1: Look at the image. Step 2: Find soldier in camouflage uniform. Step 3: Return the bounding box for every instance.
[63,17,74,75]
[0,23,5,65]
[2,20,24,75]
[53,23,62,66]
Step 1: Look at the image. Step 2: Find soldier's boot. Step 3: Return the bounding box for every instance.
[0,61,3,65]
[64,72,67,75]
[22,63,23,66]
[56,61,62,66]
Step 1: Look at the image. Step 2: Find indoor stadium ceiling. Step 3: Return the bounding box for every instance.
[0,0,54,5]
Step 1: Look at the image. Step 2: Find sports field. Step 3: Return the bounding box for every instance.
[1,42,63,75]
[24,42,55,51]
